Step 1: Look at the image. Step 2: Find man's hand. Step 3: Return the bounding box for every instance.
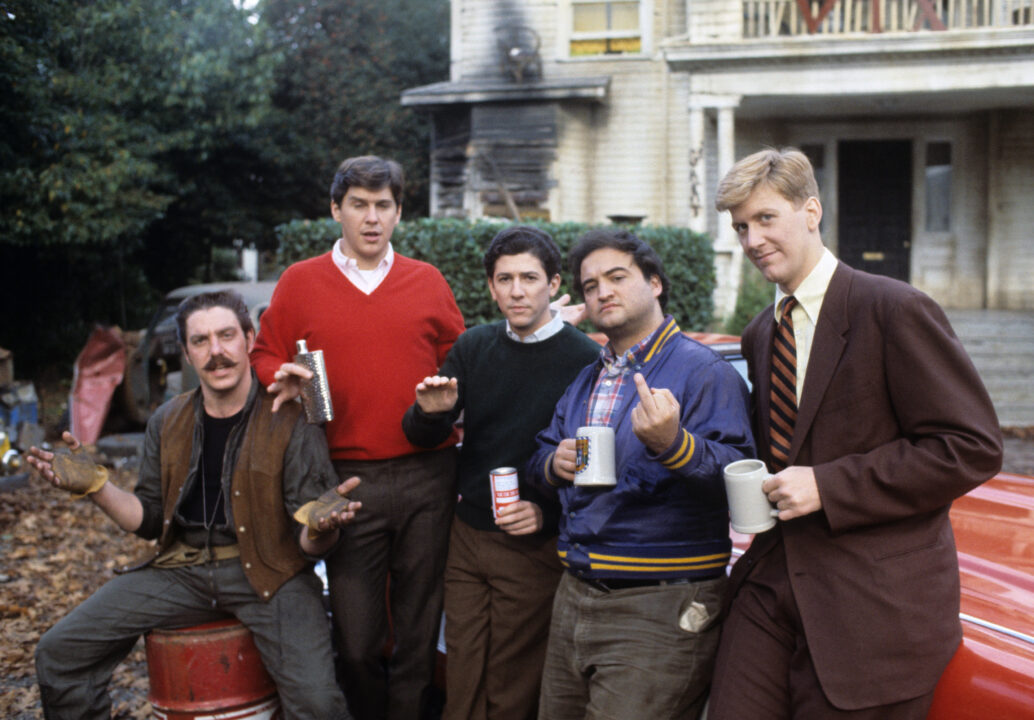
[267,362,312,413]
[26,431,108,498]
[415,376,459,414]
[551,439,578,482]
[552,293,587,326]
[763,466,822,520]
[297,476,362,556]
[294,476,363,534]
[496,500,543,536]
[630,373,681,454]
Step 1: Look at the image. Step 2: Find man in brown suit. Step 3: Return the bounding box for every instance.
[708,148,1003,718]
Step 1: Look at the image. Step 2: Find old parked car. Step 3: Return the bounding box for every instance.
[118,281,278,425]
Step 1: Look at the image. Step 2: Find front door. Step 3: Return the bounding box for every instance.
[837,140,912,282]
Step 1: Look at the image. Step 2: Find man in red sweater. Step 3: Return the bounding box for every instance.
[251,156,465,720]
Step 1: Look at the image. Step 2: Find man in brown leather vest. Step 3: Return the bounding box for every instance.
[28,290,360,720]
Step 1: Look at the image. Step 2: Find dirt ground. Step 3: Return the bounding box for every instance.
[0,464,153,719]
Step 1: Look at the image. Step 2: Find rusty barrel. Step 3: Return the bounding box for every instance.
[145,618,282,719]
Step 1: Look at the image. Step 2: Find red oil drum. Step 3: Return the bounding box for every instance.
[145,618,282,719]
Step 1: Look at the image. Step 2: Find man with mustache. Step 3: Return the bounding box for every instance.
[29,290,359,720]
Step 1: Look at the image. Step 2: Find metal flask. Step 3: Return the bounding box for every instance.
[293,340,334,424]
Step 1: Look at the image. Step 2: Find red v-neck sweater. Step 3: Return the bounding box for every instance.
[252,252,465,460]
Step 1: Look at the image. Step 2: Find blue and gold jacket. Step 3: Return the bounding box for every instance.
[527,316,754,581]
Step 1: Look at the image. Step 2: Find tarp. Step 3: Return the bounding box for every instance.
[69,326,126,444]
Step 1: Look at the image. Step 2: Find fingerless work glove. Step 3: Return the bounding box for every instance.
[52,449,109,499]
[293,486,352,538]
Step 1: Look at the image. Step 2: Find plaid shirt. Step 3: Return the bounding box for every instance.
[585,328,657,426]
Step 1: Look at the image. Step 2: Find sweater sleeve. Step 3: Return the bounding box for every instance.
[429,269,465,366]
[251,264,304,387]
[401,331,465,448]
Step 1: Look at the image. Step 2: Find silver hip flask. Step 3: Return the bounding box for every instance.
[294,339,334,424]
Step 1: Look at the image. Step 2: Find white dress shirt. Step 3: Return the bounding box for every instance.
[505,308,565,343]
[774,248,838,400]
[332,240,394,295]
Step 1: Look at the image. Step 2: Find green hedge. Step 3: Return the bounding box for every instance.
[274,218,716,330]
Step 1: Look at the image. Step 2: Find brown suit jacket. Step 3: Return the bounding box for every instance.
[733,262,1002,709]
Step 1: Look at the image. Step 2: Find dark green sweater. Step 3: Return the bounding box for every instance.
[402,321,600,534]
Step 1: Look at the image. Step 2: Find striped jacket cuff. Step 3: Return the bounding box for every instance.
[655,428,696,470]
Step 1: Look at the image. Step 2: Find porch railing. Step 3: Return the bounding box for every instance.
[742,0,1034,36]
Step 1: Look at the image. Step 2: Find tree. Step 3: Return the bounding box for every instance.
[260,0,449,218]
[0,0,281,371]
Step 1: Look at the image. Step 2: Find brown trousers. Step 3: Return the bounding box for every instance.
[442,516,563,720]
[328,448,457,720]
[708,544,936,720]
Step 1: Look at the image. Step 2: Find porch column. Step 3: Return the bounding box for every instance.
[687,94,741,321]
[716,103,738,252]
[687,104,707,234]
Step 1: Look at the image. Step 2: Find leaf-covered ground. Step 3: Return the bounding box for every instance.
[0,455,153,719]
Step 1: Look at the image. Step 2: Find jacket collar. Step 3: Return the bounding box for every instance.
[600,315,682,369]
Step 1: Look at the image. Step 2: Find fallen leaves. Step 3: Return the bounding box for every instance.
[0,455,153,719]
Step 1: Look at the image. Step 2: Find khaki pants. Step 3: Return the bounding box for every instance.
[442,516,563,720]
[539,572,725,720]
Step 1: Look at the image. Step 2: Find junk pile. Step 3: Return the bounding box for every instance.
[0,347,44,485]
[68,327,126,445]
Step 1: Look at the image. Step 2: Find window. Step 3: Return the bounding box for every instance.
[924,142,951,232]
[570,1,643,56]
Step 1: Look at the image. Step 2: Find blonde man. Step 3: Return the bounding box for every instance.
[709,148,1002,719]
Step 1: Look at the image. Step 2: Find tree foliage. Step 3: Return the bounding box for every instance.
[0,0,283,370]
[1,0,278,248]
[260,0,449,217]
[0,0,451,374]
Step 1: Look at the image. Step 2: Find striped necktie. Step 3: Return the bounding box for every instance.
[769,296,798,471]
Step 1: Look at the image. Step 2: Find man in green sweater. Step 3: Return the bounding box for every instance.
[402,226,600,720]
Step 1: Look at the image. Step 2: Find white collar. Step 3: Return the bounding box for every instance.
[332,240,394,274]
[774,247,837,326]
[505,308,565,343]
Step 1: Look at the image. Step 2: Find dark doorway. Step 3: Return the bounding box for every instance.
[837,140,912,282]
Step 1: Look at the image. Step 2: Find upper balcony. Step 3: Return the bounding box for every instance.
[740,0,1032,38]
[666,0,1034,70]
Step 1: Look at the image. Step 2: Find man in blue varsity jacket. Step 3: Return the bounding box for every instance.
[526,228,754,720]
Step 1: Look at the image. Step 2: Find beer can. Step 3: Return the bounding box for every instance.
[490,467,520,520]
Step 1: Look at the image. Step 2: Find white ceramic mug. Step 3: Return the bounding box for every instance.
[573,426,617,487]
[723,458,780,534]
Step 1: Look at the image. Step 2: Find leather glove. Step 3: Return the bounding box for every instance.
[51,449,109,499]
[293,486,352,538]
